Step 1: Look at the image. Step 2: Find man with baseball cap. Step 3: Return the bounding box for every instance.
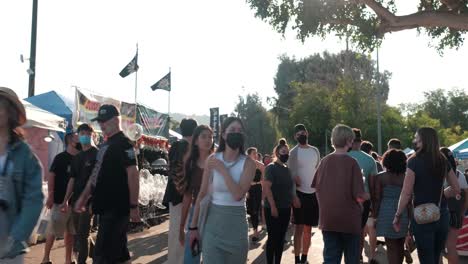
[75,104,140,264]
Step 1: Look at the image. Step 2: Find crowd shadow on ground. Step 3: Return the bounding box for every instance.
[129,231,169,264]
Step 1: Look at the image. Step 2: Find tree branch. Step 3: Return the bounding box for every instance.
[378,11,468,35]
[360,0,397,23]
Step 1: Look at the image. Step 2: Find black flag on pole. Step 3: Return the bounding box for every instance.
[119,53,139,78]
[210,107,220,143]
[151,72,171,91]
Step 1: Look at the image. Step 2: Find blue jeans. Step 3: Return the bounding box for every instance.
[322,231,360,264]
[184,206,201,264]
[412,209,449,264]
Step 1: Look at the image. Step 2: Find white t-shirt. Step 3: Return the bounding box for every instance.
[212,153,247,206]
[296,147,320,194]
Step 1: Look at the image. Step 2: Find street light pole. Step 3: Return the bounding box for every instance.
[28,0,38,97]
[376,46,382,154]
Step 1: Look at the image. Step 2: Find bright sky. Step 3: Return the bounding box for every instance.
[1,1,467,116]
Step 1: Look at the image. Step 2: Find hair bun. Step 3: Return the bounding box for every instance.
[279,138,287,146]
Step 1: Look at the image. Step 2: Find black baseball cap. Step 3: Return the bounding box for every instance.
[91,104,120,122]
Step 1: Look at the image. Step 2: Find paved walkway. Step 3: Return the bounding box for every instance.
[26,218,466,263]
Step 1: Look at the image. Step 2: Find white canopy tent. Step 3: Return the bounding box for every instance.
[22,100,67,132]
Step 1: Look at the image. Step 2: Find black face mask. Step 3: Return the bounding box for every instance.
[226,133,244,150]
[297,135,307,145]
[278,154,289,163]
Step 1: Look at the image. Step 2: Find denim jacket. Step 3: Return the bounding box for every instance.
[1,139,43,258]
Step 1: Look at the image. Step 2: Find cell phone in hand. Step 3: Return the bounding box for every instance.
[191,239,200,257]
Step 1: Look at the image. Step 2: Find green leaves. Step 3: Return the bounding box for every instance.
[247,0,468,52]
[234,93,278,154]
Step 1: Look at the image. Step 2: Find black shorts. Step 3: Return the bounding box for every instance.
[93,213,130,264]
[292,191,319,227]
[361,200,371,229]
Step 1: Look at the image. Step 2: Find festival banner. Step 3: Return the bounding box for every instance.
[120,101,137,132]
[210,107,220,143]
[75,89,136,132]
[136,104,169,138]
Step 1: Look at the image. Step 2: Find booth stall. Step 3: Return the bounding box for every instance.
[22,100,67,178]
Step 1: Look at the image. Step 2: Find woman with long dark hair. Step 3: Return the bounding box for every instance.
[440,147,468,264]
[179,125,214,264]
[393,127,461,264]
[189,117,256,264]
[0,87,43,263]
[263,138,298,264]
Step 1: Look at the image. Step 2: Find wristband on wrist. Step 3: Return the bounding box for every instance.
[130,204,138,209]
[189,227,198,231]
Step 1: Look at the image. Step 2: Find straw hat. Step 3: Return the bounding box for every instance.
[0,87,27,127]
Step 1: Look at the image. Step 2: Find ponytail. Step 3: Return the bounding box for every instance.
[273,138,289,161]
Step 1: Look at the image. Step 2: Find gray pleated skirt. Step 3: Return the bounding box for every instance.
[202,204,249,264]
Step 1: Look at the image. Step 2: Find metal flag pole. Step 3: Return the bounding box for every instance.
[168,67,171,117]
[376,46,382,155]
[134,43,139,104]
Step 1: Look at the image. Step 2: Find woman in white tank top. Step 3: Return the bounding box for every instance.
[189,117,256,264]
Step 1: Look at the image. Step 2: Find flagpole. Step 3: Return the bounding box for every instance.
[134,43,139,104]
[168,67,171,118]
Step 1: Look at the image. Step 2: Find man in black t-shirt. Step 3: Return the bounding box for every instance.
[61,123,98,264]
[41,132,80,264]
[74,105,140,264]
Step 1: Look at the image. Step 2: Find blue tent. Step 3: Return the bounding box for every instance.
[449,138,468,159]
[25,91,74,132]
[457,148,468,159]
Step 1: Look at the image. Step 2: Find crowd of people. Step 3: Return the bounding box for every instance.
[1,86,468,264]
[166,118,468,264]
[0,87,141,264]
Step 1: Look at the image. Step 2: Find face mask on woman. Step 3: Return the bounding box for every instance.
[226,133,244,150]
[278,154,289,163]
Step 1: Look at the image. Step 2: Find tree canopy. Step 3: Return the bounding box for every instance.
[247,0,468,52]
[271,51,390,137]
[234,93,278,154]
[265,52,467,154]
